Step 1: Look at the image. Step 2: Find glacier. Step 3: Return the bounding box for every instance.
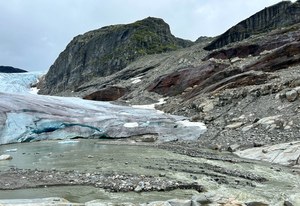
[0,73,206,145]
[0,72,41,94]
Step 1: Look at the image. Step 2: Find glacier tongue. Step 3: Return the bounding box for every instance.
[0,72,206,144]
[0,92,206,144]
[0,72,41,94]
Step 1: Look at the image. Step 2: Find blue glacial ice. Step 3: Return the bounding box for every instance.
[0,73,206,145]
[0,72,42,94]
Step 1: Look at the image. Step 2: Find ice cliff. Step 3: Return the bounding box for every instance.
[0,72,41,94]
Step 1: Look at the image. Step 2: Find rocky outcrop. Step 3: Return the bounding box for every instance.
[244,41,300,72]
[204,1,300,50]
[0,66,27,73]
[235,141,300,166]
[39,17,192,95]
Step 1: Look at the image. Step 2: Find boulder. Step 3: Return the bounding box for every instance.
[286,90,298,102]
[192,192,218,204]
[228,144,241,152]
[0,154,12,161]
[283,201,294,206]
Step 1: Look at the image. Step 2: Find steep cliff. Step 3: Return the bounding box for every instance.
[39,17,192,95]
[204,0,300,50]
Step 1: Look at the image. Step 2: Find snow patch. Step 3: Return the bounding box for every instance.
[132,98,167,113]
[29,87,40,95]
[177,120,207,130]
[123,122,139,128]
[131,76,143,84]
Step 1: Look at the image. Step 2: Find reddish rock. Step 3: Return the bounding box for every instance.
[185,70,269,99]
[147,62,229,96]
[83,86,127,101]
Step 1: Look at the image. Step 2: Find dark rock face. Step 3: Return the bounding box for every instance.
[39,17,193,95]
[205,1,300,50]
[83,86,127,101]
[0,66,27,73]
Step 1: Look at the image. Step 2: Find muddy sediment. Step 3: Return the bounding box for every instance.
[0,140,299,204]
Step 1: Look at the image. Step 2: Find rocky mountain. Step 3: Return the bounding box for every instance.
[204,0,300,50]
[0,66,27,73]
[37,0,300,151]
[39,17,192,95]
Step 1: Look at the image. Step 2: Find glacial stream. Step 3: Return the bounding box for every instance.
[0,140,299,204]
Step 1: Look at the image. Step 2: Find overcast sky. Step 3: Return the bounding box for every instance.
[0,0,293,71]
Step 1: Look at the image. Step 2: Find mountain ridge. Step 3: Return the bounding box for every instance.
[204,0,300,50]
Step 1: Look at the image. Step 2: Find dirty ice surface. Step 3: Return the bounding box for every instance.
[0,73,206,145]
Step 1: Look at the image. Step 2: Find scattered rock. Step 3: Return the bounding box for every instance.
[199,100,214,112]
[253,142,265,147]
